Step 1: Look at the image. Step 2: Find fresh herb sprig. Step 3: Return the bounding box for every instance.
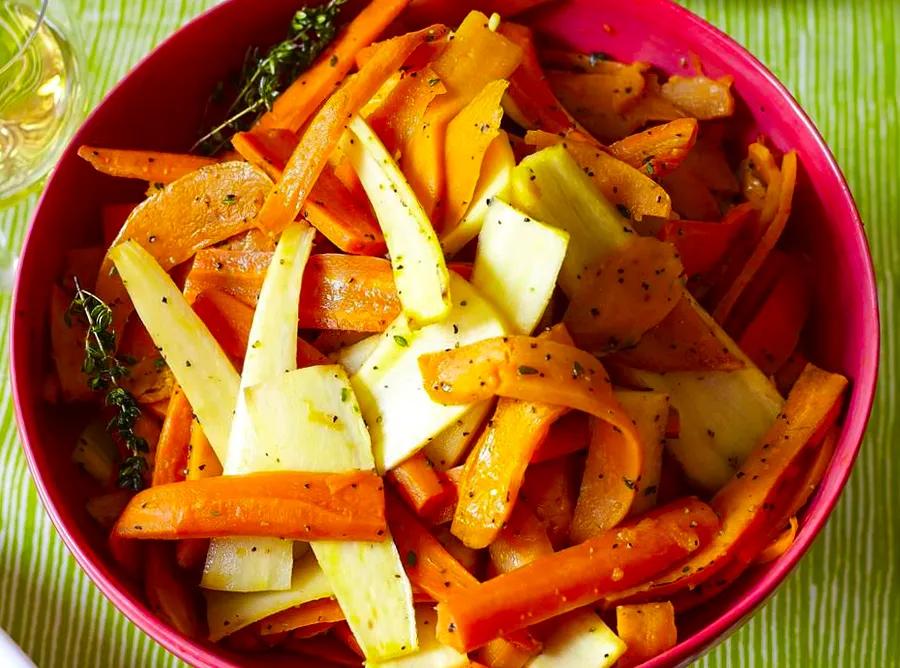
[67,278,148,491]
[194,0,346,154]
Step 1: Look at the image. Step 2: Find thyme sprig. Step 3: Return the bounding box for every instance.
[194,0,346,154]
[67,278,148,491]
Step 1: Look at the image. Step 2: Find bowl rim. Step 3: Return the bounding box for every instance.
[9,0,880,666]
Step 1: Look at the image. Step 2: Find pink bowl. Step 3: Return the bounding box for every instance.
[10,0,878,666]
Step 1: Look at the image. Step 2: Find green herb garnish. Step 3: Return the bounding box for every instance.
[67,278,148,491]
[194,0,346,154]
[393,335,409,347]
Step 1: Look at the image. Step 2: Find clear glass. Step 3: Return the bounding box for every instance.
[0,0,84,202]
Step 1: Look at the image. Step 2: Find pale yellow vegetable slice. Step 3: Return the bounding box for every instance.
[202,222,315,593]
[205,551,332,641]
[246,365,417,661]
[334,334,381,376]
[505,144,632,296]
[366,608,468,668]
[422,400,494,470]
[343,115,450,327]
[472,198,569,334]
[351,273,508,472]
[440,132,515,257]
[109,241,239,459]
[527,609,626,667]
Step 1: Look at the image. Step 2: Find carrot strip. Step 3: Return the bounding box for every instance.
[519,456,579,550]
[488,502,553,575]
[658,218,744,277]
[262,598,345,636]
[175,420,221,571]
[713,150,798,323]
[451,326,572,549]
[610,294,745,372]
[615,602,677,667]
[367,65,446,156]
[190,289,256,360]
[113,470,386,541]
[402,12,521,219]
[660,74,735,119]
[256,24,447,233]
[608,118,699,179]
[77,146,216,183]
[231,127,297,179]
[530,412,590,463]
[755,516,798,565]
[184,251,401,332]
[144,542,203,638]
[525,130,672,220]
[563,235,684,352]
[430,465,463,525]
[737,261,810,375]
[443,79,508,229]
[435,498,718,651]
[387,452,450,519]
[151,388,192,486]
[255,0,409,133]
[605,363,846,607]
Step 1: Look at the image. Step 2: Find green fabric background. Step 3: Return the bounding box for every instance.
[0,1,896,665]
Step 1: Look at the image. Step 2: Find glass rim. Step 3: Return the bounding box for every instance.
[0,0,51,77]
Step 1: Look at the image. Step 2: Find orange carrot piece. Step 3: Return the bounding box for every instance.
[755,516,798,565]
[563,235,684,352]
[175,420,221,571]
[255,0,409,133]
[608,118,699,178]
[102,203,137,246]
[256,24,447,234]
[451,327,573,549]
[443,79,508,229]
[113,470,386,541]
[145,542,203,638]
[658,217,744,277]
[605,363,846,607]
[519,456,579,550]
[430,465,463,525]
[77,146,216,183]
[488,502,553,575]
[333,622,365,658]
[387,452,450,519]
[615,602,677,667]
[191,289,256,361]
[660,74,735,120]
[402,12,521,219]
[367,65,446,155]
[435,498,718,651]
[610,294,745,373]
[231,127,297,179]
[497,23,576,136]
[261,598,345,636]
[713,150,798,323]
[530,411,590,464]
[151,388,192,486]
[525,130,672,220]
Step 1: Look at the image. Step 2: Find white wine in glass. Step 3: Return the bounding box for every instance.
[0,0,83,201]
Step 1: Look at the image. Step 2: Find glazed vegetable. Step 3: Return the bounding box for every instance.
[616,390,670,516]
[366,609,469,668]
[529,610,626,668]
[151,388,192,486]
[77,146,216,182]
[487,502,553,574]
[608,118,699,178]
[113,470,386,540]
[615,602,677,667]
[435,498,718,651]
[387,453,450,519]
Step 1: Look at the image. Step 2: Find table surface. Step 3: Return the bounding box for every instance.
[0,1,897,666]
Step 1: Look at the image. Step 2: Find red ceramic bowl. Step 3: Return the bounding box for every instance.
[10,0,878,666]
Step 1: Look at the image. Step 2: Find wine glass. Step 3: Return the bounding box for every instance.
[0,0,84,202]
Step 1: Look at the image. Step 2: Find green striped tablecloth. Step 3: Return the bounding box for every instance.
[0,1,896,666]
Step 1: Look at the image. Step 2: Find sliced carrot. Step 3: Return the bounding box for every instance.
[755,516,798,565]
[430,465,463,525]
[519,456,579,550]
[658,218,744,277]
[255,0,409,133]
[367,66,446,156]
[261,598,345,636]
[608,118,699,179]
[443,79,508,229]
[713,150,798,323]
[231,127,297,179]
[190,289,256,361]
[530,411,590,464]
[525,130,672,220]
[563,235,684,352]
[77,146,216,183]
[488,502,553,575]
[435,498,718,652]
[184,251,401,332]
[144,542,203,638]
[615,601,677,667]
[722,249,792,338]
[151,388,192,486]
[605,363,846,607]
[660,74,735,119]
[451,326,572,549]
[256,24,447,233]
[176,421,220,571]
[113,470,386,541]
[402,12,522,219]
[387,452,450,519]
